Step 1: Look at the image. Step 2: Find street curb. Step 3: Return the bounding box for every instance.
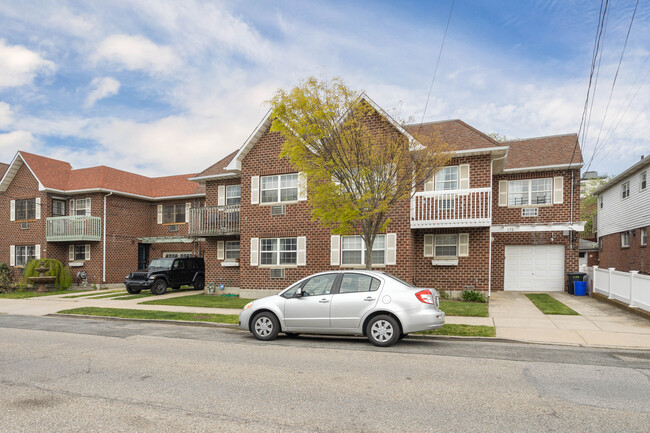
[47,313,240,330]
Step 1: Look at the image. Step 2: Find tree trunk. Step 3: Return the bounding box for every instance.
[364,236,373,270]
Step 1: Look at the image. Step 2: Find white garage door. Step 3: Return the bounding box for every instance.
[504,245,565,291]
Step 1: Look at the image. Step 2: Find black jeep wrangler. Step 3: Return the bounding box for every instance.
[124,257,205,295]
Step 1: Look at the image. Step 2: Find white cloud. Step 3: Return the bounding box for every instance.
[0,102,13,129]
[0,39,55,89]
[0,130,36,152]
[85,77,120,108]
[91,34,180,74]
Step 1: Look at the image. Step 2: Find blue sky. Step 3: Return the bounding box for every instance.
[0,0,648,177]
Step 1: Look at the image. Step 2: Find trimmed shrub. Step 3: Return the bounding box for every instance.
[461,289,487,303]
[22,258,73,289]
[0,262,11,292]
[438,289,450,300]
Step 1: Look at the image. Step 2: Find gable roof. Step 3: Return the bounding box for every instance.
[503,134,582,172]
[405,119,503,152]
[190,150,240,181]
[0,151,204,199]
[0,162,8,179]
[593,155,650,196]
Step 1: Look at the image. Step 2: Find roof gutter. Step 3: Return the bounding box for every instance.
[39,187,205,201]
[503,162,584,173]
[188,172,241,182]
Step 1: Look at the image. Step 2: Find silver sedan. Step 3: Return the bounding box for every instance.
[238,270,445,347]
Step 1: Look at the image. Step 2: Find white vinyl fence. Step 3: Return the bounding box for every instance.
[591,266,650,313]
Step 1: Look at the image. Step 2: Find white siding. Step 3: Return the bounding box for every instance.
[597,168,650,237]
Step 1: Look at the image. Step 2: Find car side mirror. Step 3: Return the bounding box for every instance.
[294,288,304,298]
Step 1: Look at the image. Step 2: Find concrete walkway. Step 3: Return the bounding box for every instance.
[2,288,650,350]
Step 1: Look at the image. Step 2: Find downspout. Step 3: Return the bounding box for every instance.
[102,191,113,284]
[489,154,508,299]
[570,170,574,250]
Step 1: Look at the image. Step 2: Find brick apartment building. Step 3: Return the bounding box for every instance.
[191,95,584,295]
[0,152,205,285]
[595,156,649,274]
[0,96,584,293]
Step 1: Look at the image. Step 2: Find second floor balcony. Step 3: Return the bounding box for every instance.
[188,205,240,236]
[46,215,102,242]
[410,188,492,228]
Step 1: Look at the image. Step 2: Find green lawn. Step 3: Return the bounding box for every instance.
[416,324,496,337]
[525,294,578,315]
[112,293,155,300]
[57,307,239,324]
[439,300,489,317]
[0,289,73,299]
[141,294,253,309]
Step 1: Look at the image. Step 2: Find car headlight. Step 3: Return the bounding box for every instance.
[126,274,131,279]
[244,302,254,310]
[148,275,156,280]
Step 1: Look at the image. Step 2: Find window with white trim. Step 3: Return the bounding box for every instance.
[52,199,66,217]
[75,198,91,216]
[16,199,36,221]
[435,234,458,257]
[435,166,458,191]
[226,185,241,206]
[508,178,552,206]
[261,174,298,203]
[74,245,89,261]
[225,241,240,260]
[261,238,297,265]
[622,181,630,199]
[641,228,647,246]
[640,172,647,191]
[621,232,630,248]
[341,235,386,266]
[15,245,36,267]
[162,204,186,224]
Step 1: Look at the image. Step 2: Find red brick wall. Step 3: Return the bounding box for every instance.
[599,227,649,274]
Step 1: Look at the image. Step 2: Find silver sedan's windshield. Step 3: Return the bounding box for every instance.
[148,258,174,270]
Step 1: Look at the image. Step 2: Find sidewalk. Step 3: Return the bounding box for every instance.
[2,288,650,350]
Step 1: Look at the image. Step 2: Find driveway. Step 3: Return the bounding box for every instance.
[489,291,650,349]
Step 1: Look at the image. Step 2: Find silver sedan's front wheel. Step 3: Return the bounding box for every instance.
[367,315,400,347]
[251,312,280,341]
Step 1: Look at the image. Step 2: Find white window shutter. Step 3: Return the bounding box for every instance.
[86,198,91,215]
[459,233,469,257]
[250,237,259,266]
[423,234,434,257]
[330,235,340,266]
[185,202,191,223]
[297,236,306,266]
[10,245,15,266]
[298,172,307,201]
[498,180,508,206]
[69,199,75,216]
[424,175,434,192]
[217,241,225,260]
[35,244,41,260]
[85,244,91,260]
[157,205,163,224]
[10,200,15,221]
[553,176,564,204]
[35,197,41,219]
[386,233,397,265]
[251,176,260,204]
[459,164,470,190]
[217,185,226,206]
[69,245,74,261]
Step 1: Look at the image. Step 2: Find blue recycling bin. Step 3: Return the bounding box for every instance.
[574,281,587,296]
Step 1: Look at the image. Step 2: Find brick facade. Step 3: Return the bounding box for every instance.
[599,228,649,274]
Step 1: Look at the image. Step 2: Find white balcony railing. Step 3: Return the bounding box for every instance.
[410,188,492,228]
[188,205,240,236]
[46,216,102,242]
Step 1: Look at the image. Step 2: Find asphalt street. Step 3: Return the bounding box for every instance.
[1,315,649,432]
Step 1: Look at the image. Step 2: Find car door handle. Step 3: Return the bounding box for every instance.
[364,297,375,301]
[319,299,329,303]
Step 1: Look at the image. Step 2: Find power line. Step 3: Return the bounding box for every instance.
[418,0,455,133]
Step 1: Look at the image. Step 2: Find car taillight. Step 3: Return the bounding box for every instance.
[415,290,434,304]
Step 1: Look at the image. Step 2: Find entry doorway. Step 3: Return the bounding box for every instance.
[138,244,151,270]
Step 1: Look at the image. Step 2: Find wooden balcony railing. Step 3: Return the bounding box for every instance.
[46,216,102,242]
[188,205,240,236]
[410,188,492,228]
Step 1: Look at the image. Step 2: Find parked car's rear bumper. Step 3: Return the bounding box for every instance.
[400,308,445,334]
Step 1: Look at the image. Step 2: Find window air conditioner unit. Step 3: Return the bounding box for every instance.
[270,268,285,279]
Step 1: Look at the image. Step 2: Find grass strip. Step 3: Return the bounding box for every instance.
[525,294,578,315]
[85,292,128,299]
[439,300,489,317]
[0,289,73,299]
[57,307,239,324]
[416,324,495,337]
[61,290,125,299]
[112,293,155,300]
[141,294,253,309]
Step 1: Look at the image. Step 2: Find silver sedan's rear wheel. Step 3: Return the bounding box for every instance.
[367,315,400,347]
[251,312,280,341]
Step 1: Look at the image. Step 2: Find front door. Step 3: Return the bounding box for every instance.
[284,273,337,329]
[138,244,150,270]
